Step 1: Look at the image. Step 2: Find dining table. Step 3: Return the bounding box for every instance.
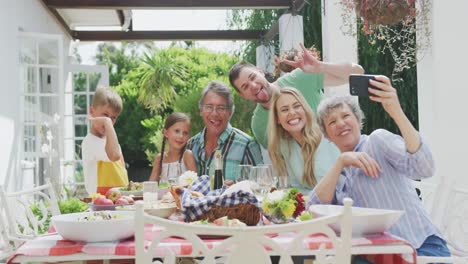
[8,223,416,264]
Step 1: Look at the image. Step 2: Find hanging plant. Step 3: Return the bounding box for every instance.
[355,0,414,26]
[340,0,431,76]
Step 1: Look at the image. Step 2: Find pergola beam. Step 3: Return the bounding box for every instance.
[43,0,291,9]
[72,30,267,41]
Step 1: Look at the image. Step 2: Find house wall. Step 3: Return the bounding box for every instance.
[418,0,468,253]
[0,0,71,189]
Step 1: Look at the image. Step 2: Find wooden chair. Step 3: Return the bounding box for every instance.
[135,198,353,264]
[0,182,60,247]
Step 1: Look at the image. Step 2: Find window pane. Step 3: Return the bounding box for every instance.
[38,39,58,65]
[22,66,36,93]
[20,39,36,64]
[39,96,59,117]
[74,116,87,137]
[88,94,94,106]
[75,139,83,160]
[89,72,102,92]
[24,96,37,123]
[73,72,87,92]
[74,95,87,114]
[21,157,37,190]
[23,125,36,153]
[74,161,84,182]
[39,68,59,93]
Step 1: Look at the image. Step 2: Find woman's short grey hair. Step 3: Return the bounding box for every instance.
[198,81,235,113]
[316,96,365,134]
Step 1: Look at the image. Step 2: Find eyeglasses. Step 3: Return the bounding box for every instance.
[201,105,229,114]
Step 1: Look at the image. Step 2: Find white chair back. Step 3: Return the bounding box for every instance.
[417,181,468,262]
[135,198,353,264]
[0,182,60,246]
[0,194,13,263]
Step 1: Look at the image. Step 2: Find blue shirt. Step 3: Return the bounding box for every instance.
[307,129,442,248]
[186,124,264,181]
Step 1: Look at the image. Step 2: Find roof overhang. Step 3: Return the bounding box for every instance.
[41,0,306,42]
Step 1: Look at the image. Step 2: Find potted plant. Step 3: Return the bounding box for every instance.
[340,0,431,74]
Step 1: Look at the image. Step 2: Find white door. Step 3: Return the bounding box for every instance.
[17,32,63,191]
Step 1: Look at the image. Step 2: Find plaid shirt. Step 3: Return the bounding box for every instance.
[186,124,263,181]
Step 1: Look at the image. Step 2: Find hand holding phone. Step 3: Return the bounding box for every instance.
[349,74,381,97]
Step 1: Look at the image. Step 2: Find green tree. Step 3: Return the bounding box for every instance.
[138,50,188,112]
[94,42,142,86]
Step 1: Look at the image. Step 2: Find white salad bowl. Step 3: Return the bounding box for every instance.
[309,204,404,236]
[52,210,135,242]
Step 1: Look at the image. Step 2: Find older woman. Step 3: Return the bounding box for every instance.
[308,75,449,258]
[267,87,340,194]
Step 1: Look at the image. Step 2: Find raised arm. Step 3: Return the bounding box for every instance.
[88,116,123,162]
[283,43,364,86]
[368,76,421,153]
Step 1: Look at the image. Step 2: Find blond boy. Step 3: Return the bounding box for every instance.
[81,87,128,195]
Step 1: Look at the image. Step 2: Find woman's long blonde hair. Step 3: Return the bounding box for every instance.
[268,87,322,187]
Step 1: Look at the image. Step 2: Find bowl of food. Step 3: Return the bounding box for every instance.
[52,211,135,242]
[145,202,177,218]
[308,204,404,236]
[116,201,177,219]
[119,181,143,196]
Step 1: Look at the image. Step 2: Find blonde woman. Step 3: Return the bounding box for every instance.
[268,87,339,193]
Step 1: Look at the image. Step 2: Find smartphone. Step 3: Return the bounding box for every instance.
[349,74,380,96]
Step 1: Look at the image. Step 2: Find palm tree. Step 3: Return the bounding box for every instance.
[138,50,187,112]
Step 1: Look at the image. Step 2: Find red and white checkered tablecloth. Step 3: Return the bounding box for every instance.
[8,224,415,264]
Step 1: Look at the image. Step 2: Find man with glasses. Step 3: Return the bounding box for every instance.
[186,81,263,181]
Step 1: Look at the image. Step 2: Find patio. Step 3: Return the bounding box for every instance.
[0,0,467,262]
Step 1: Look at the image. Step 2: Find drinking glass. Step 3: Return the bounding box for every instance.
[263,164,278,188]
[250,166,273,199]
[277,176,289,190]
[167,163,182,186]
[257,167,274,196]
[235,164,252,183]
[143,181,158,209]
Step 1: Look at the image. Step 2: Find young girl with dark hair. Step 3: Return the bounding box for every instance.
[148,112,197,183]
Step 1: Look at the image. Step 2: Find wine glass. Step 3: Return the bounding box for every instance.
[263,164,278,188]
[257,167,274,196]
[277,175,289,190]
[249,166,272,200]
[235,164,252,183]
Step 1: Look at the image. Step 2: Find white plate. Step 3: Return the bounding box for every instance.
[52,211,135,242]
[309,204,404,236]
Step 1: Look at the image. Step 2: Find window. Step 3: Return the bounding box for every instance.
[18,33,63,189]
